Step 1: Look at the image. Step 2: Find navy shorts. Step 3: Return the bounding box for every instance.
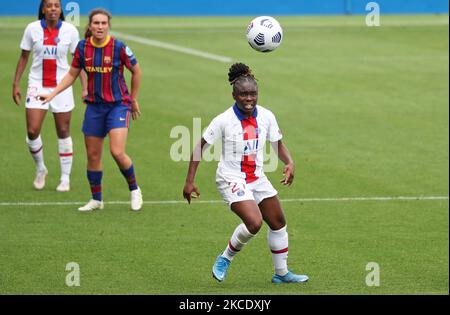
[82,102,131,138]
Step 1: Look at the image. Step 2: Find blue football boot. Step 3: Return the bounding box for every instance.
[212,255,231,282]
[272,271,309,283]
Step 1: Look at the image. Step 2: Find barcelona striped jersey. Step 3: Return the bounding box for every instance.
[72,36,137,105]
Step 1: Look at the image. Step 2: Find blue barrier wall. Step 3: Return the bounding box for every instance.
[1,0,448,16]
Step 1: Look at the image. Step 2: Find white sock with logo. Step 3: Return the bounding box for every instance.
[222,223,255,261]
[26,135,46,171]
[58,137,73,183]
[268,225,289,276]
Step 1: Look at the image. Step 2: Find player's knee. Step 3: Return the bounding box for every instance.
[110,149,125,163]
[246,218,263,235]
[273,214,286,229]
[27,128,40,140]
[56,127,70,139]
[269,218,286,231]
[87,150,101,163]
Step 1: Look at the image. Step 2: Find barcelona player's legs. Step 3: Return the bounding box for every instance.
[79,103,142,211]
[78,103,108,211]
[107,104,142,211]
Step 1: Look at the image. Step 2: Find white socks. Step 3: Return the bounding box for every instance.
[222,223,255,261]
[26,135,46,171]
[26,135,73,183]
[268,225,289,276]
[220,223,291,276]
[222,223,289,276]
[58,137,73,183]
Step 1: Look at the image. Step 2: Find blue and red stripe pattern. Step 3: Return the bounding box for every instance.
[120,164,138,191]
[233,104,259,184]
[41,19,62,87]
[72,36,137,105]
[87,170,103,201]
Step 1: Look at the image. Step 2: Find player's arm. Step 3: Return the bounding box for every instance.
[79,69,88,99]
[129,63,142,120]
[38,66,81,104]
[272,140,295,186]
[12,49,30,106]
[183,138,209,204]
[70,51,88,99]
[70,29,87,98]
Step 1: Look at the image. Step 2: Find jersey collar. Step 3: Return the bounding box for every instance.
[90,35,111,48]
[233,103,258,121]
[40,18,63,30]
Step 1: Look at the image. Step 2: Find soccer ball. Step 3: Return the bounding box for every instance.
[246,16,283,52]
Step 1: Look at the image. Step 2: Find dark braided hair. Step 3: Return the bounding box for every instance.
[228,63,257,87]
[38,0,65,21]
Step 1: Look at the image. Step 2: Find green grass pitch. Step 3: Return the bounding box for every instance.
[0,15,448,294]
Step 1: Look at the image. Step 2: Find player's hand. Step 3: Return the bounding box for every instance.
[183,181,200,204]
[82,89,88,100]
[131,99,141,120]
[12,85,21,106]
[280,163,295,186]
[37,93,54,105]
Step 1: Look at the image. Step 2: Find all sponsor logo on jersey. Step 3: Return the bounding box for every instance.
[43,45,57,58]
[243,139,258,155]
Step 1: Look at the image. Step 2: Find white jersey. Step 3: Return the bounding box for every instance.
[20,19,79,87]
[203,104,283,183]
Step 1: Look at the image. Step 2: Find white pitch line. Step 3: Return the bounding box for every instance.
[282,196,449,202]
[0,196,447,207]
[112,31,233,63]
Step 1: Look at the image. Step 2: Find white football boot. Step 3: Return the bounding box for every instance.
[78,199,104,212]
[33,168,48,190]
[130,187,143,211]
[56,180,70,192]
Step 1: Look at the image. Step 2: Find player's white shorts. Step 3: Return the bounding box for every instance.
[25,81,74,113]
[216,173,278,207]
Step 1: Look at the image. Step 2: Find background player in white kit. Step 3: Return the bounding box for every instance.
[183,63,309,283]
[12,0,85,192]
